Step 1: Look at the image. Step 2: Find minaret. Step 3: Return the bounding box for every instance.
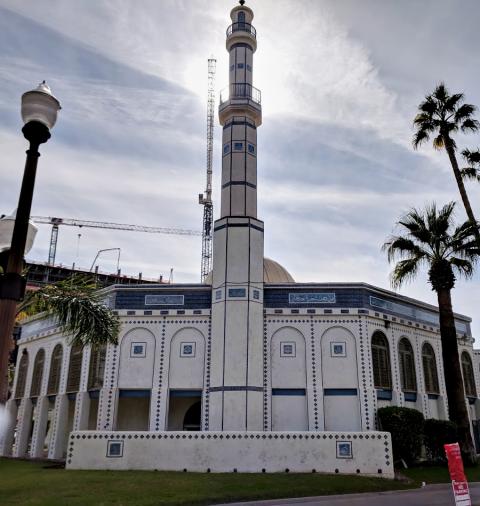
[209,0,264,431]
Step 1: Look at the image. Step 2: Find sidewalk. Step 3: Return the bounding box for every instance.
[217,482,480,506]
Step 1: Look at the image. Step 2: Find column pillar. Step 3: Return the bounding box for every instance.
[30,396,49,458]
[13,398,32,457]
[0,399,18,456]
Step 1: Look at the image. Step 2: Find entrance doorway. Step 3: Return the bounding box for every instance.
[167,391,202,431]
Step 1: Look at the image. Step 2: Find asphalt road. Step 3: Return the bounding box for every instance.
[218,483,480,506]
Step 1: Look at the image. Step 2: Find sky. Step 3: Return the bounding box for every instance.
[0,0,479,337]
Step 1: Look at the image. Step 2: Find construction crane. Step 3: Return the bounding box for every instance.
[198,57,216,283]
[31,216,202,266]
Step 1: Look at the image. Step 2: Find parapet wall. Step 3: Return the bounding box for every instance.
[66,430,394,478]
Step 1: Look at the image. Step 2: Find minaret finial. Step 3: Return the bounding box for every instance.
[239,0,245,5]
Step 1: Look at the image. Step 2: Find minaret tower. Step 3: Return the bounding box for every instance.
[209,0,264,431]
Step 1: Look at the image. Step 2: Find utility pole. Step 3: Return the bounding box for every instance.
[199,57,216,283]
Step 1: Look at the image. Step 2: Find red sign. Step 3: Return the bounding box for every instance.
[445,443,471,506]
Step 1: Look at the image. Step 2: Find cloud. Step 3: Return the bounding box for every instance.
[1,1,480,341]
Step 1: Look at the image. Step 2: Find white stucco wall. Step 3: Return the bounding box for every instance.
[66,430,394,478]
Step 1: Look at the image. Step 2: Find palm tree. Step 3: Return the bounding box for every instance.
[461,148,480,183]
[18,275,120,347]
[1,275,119,402]
[413,83,480,242]
[383,202,480,464]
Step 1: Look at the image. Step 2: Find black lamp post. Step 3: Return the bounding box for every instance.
[0,82,61,403]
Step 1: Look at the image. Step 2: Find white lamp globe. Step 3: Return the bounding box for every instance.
[21,81,61,130]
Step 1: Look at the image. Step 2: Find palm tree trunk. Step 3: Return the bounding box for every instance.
[437,287,477,464]
[444,138,480,244]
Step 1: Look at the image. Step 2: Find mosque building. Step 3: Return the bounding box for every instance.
[2,1,479,476]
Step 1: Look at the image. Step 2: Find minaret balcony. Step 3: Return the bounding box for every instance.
[226,22,257,52]
[226,22,256,38]
[220,83,261,105]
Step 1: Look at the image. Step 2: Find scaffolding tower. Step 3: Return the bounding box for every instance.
[199,57,216,283]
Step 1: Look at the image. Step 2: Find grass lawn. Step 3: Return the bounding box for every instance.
[0,458,416,506]
[403,463,480,484]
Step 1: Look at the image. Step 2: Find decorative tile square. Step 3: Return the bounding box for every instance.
[330,342,346,358]
[180,342,196,358]
[336,441,352,459]
[107,440,123,458]
[228,288,246,298]
[130,342,146,358]
[280,342,296,358]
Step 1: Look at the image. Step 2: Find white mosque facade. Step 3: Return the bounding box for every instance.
[2,2,480,476]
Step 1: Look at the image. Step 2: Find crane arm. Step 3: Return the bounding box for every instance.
[31,216,202,236]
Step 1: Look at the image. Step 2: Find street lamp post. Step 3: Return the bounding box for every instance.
[0,82,61,403]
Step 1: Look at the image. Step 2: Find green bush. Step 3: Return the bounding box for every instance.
[424,418,458,462]
[378,406,425,465]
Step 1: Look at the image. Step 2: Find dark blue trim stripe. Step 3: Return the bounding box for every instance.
[170,390,202,398]
[119,389,151,398]
[222,181,257,189]
[376,389,393,400]
[214,223,264,233]
[230,43,253,51]
[88,390,100,399]
[324,388,358,396]
[404,392,417,402]
[427,393,439,399]
[272,388,306,396]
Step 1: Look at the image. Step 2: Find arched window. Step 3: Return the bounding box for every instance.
[422,343,439,394]
[30,349,45,397]
[47,344,63,395]
[14,350,29,399]
[461,352,476,398]
[88,345,106,390]
[238,11,245,24]
[66,344,83,393]
[399,338,417,392]
[371,332,392,389]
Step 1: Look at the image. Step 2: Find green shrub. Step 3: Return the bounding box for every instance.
[424,418,458,462]
[377,406,425,465]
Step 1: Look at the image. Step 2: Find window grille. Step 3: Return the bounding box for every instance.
[371,332,392,389]
[66,344,84,393]
[47,344,63,395]
[422,343,439,394]
[461,352,477,398]
[88,345,106,390]
[14,351,29,399]
[399,338,417,392]
[30,349,45,397]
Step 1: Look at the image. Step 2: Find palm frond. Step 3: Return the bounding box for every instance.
[461,118,480,133]
[412,128,431,149]
[390,258,422,289]
[433,134,445,150]
[455,103,476,122]
[460,167,480,182]
[382,236,427,263]
[462,148,480,165]
[449,257,475,279]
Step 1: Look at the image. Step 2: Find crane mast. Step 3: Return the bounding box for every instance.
[199,57,216,283]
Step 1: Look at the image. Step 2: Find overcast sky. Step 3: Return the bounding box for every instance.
[1,0,479,338]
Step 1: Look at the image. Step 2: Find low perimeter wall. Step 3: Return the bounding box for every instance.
[66,430,394,478]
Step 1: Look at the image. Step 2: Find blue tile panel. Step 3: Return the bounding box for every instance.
[264,286,470,333]
[115,287,211,310]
